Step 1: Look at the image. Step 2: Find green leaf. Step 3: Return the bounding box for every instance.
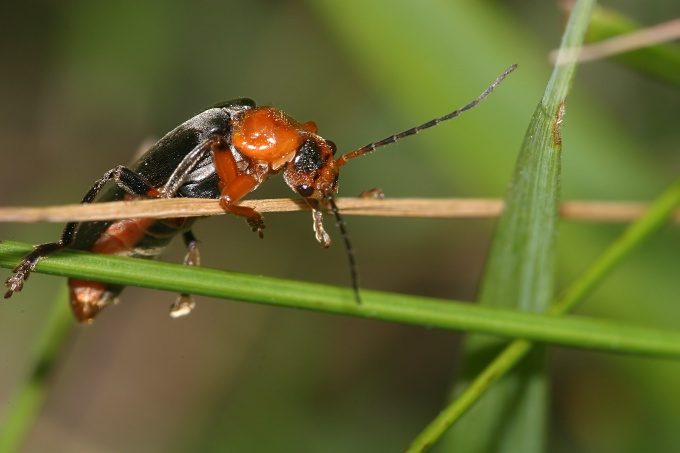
[0,241,680,357]
[0,289,71,453]
[443,1,595,452]
[2,241,680,358]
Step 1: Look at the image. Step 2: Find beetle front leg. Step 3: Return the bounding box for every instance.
[219,175,265,237]
[211,137,266,237]
[304,198,331,248]
[4,166,156,299]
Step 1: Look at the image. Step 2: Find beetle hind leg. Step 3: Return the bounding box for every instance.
[169,231,200,318]
[5,165,156,301]
[4,242,66,298]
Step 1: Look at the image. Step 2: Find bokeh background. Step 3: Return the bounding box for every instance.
[0,1,679,452]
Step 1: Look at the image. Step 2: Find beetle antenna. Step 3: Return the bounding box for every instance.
[334,64,517,167]
[325,192,361,304]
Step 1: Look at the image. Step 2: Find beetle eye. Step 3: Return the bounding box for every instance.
[326,140,337,155]
[296,184,315,197]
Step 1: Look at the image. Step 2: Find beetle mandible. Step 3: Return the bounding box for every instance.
[4,65,516,323]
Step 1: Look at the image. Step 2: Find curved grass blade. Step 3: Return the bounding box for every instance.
[442,1,596,452]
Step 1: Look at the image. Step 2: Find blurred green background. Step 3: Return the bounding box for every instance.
[0,1,678,451]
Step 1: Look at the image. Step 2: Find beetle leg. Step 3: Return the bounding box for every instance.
[4,166,156,299]
[219,175,265,236]
[4,242,68,297]
[211,139,266,237]
[160,138,221,197]
[304,198,331,248]
[358,188,385,199]
[84,165,159,200]
[169,230,200,318]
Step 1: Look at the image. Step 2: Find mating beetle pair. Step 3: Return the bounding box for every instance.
[4,65,516,323]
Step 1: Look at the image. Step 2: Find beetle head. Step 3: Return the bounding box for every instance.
[283,136,340,202]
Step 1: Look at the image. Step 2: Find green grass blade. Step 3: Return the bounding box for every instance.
[407,176,680,453]
[0,289,72,453]
[550,176,680,316]
[444,1,595,452]
[2,241,680,357]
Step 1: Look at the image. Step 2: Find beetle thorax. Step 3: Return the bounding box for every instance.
[230,107,317,171]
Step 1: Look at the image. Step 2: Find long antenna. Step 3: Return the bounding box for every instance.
[325,193,361,304]
[328,64,517,304]
[333,64,517,167]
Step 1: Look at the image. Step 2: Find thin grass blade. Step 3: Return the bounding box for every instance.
[442,1,596,452]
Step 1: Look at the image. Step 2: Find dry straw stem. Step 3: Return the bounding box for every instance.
[0,198,679,224]
[550,17,680,64]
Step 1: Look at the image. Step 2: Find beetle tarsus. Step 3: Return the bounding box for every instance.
[358,188,385,199]
[170,294,196,318]
[312,209,331,248]
[5,241,65,298]
[5,271,28,298]
[244,216,265,238]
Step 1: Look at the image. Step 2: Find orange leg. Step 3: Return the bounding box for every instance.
[212,139,266,237]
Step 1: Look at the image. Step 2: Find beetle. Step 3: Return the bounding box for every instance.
[4,64,516,323]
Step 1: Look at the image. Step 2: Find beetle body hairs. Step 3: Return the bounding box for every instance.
[4,64,516,322]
